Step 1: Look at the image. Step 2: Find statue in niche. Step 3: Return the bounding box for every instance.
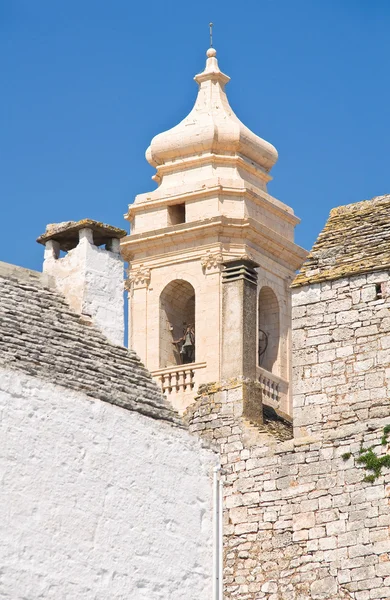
[172,324,195,364]
[258,328,268,367]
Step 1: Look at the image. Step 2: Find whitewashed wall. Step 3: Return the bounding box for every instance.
[43,232,124,346]
[0,367,216,600]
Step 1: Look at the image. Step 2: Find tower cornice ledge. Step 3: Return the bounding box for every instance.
[120,216,307,271]
[126,185,299,227]
[149,152,273,187]
[149,152,272,182]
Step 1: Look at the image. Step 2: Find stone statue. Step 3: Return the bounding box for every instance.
[173,324,195,364]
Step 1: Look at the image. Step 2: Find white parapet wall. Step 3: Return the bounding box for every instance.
[0,367,216,600]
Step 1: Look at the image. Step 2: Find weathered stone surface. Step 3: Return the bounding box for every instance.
[0,262,180,426]
[293,195,390,287]
[37,218,127,251]
[185,256,390,599]
[292,269,390,437]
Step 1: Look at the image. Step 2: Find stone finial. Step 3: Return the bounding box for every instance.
[145,48,278,174]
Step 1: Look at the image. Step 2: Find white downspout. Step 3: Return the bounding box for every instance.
[213,466,224,600]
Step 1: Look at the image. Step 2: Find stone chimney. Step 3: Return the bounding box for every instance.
[37,219,127,346]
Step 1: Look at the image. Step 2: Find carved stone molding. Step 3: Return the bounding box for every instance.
[125,265,151,289]
[201,250,224,273]
[239,251,255,262]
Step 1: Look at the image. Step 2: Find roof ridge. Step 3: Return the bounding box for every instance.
[330,194,390,217]
[293,194,390,287]
[0,261,55,288]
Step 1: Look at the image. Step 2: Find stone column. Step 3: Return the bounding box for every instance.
[221,258,262,424]
[79,227,94,244]
[221,258,258,380]
[43,239,60,264]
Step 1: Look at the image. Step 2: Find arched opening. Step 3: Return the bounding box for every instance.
[258,286,280,374]
[159,280,196,368]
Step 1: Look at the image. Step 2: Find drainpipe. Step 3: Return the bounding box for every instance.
[213,466,224,600]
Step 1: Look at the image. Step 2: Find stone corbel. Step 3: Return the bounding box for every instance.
[201,250,224,273]
[239,251,255,262]
[125,264,151,290]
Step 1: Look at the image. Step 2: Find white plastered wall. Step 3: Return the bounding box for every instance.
[0,367,216,600]
[44,234,124,346]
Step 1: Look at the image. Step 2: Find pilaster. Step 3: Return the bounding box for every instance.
[221,258,259,381]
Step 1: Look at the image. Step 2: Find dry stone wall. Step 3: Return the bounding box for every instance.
[186,270,390,600]
[292,271,390,438]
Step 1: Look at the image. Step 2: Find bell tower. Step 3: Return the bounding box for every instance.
[121,48,307,414]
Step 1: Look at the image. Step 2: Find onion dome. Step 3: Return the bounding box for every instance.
[146,48,278,174]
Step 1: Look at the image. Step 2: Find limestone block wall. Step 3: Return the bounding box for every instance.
[292,271,390,438]
[0,367,216,600]
[186,383,390,600]
[131,205,168,234]
[186,340,390,600]
[185,269,390,599]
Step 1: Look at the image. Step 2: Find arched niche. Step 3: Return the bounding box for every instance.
[258,286,280,374]
[159,279,195,368]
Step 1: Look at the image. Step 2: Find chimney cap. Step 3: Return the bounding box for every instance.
[37,219,127,252]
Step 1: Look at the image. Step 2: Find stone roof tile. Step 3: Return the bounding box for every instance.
[0,261,181,426]
[292,194,390,287]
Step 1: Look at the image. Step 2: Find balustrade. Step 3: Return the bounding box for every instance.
[152,362,207,398]
[257,366,289,410]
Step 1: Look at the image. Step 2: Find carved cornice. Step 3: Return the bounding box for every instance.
[121,216,308,272]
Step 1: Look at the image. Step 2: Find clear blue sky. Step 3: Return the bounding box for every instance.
[1,0,389,271]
